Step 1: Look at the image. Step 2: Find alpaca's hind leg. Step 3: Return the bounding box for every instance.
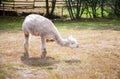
[41,37,47,58]
[24,33,29,57]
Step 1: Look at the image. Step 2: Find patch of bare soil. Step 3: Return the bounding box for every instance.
[0,29,120,79]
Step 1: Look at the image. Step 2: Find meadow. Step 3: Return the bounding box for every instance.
[0,16,120,79]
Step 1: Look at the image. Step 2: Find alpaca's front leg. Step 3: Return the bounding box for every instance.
[41,37,47,58]
[24,34,29,57]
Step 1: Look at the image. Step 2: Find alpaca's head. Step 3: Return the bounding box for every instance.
[66,36,79,48]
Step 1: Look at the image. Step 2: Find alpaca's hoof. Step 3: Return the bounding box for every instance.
[24,53,29,58]
[41,49,47,59]
[41,55,46,59]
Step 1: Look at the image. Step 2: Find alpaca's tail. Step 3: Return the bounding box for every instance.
[46,38,55,42]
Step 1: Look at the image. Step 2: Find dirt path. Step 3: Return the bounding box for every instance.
[0,29,120,79]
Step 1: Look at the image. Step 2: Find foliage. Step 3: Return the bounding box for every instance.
[65,0,120,20]
[106,0,120,17]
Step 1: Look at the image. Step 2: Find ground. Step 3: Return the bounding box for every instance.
[0,28,120,79]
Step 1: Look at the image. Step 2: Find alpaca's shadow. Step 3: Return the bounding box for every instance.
[64,59,81,64]
[21,55,59,67]
[21,56,81,67]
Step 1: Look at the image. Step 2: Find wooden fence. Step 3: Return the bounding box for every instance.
[0,0,66,16]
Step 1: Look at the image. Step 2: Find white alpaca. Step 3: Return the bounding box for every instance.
[22,14,79,58]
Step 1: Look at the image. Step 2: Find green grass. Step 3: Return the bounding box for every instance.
[0,16,24,30]
[55,21,120,30]
[0,16,120,31]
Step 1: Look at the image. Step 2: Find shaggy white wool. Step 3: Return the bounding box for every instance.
[22,14,79,58]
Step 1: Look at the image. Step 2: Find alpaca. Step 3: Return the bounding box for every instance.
[22,14,79,58]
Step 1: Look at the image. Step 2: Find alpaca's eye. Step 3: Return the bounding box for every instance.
[71,42,74,44]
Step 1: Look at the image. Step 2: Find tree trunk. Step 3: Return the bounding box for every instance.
[45,0,56,18]
[76,0,81,19]
[66,0,75,20]
[101,0,104,17]
[114,0,120,16]
[50,0,56,16]
[46,0,49,17]
[91,0,97,18]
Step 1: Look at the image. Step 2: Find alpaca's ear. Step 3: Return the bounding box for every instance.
[68,35,73,39]
[68,35,73,41]
[68,35,77,42]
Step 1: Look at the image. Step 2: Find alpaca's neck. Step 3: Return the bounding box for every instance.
[55,33,68,47]
[53,26,68,47]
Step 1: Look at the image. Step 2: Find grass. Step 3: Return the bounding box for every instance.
[0,16,120,30]
[0,16,23,30]
[0,63,18,79]
[0,16,120,79]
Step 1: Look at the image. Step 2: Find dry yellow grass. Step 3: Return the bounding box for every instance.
[0,29,120,79]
